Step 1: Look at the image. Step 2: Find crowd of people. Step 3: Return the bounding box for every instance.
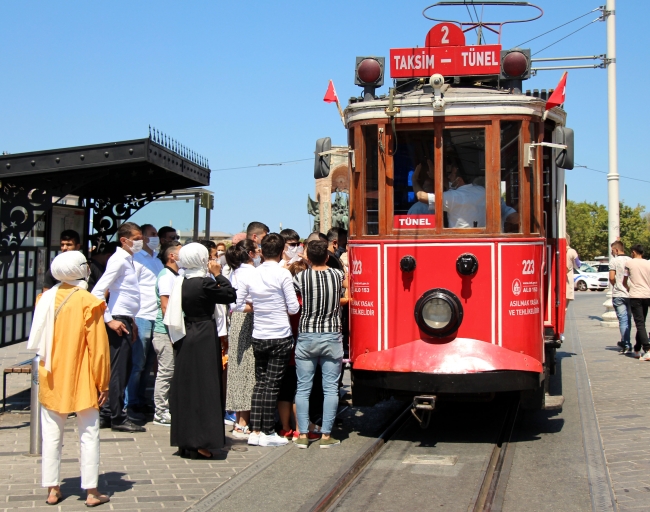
[28,221,350,504]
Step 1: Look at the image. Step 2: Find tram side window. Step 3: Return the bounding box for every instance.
[500,121,522,233]
[528,123,540,233]
[363,125,379,235]
[393,130,436,219]
[442,128,487,229]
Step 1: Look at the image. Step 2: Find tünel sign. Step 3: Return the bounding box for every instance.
[394,215,436,229]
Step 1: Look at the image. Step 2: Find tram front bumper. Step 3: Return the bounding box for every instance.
[353,337,542,376]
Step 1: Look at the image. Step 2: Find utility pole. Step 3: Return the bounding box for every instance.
[605,0,619,249]
[601,0,620,329]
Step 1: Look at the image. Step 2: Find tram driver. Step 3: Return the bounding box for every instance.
[411,162,520,230]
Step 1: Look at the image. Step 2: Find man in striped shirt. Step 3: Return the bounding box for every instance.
[293,240,347,448]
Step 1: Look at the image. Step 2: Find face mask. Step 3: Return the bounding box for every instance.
[253,256,262,267]
[146,236,159,251]
[217,250,225,257]
[130,239,144,254]
[285,246,299,259]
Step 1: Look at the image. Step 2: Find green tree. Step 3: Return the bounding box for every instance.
[567,200,650,259]
[566,200,608,260]
[620,203,650,254]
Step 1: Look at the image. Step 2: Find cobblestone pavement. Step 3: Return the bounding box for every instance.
[0,342,271,512]
[571,293,650,511]
[1,291,648,511]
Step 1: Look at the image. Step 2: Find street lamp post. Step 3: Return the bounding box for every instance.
[601,0,620,328]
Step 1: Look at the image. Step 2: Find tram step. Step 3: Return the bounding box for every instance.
[544,394,565,410]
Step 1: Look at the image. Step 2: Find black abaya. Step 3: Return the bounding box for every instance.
[170,275,236,451]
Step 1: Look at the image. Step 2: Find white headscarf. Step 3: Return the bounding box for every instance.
[164,243,209,343]
[27,251,89,372]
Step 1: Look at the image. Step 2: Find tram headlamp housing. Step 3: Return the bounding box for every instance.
[414,288,463,337]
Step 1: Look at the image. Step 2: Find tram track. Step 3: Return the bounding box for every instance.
[309,396,520,512]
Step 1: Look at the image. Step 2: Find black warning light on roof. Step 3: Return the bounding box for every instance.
[355,57,385,101]
[500,48,532,80]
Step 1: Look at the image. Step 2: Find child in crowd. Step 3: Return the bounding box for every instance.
[293,240,347,448]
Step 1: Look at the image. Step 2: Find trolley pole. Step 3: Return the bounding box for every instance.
[606,0,619,249]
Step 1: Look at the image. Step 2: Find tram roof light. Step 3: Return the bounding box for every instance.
[500,49,531,81]
[355,57,385,87]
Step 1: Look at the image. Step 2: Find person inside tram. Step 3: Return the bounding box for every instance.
[413,162,520,230]
[406,159,435,215]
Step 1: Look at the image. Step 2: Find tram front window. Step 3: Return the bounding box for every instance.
[393,129,436,222]
[442,128,488,229]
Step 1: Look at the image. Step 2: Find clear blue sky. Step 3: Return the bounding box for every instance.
[2,1,648,237]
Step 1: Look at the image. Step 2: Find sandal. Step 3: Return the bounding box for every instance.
[85,493,110,507]
[45,490,62,505]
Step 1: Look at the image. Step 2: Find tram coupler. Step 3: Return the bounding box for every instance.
[411,395,436,429]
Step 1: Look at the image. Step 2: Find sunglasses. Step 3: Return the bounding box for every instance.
[287,242,300,247]
[166,235,181,241]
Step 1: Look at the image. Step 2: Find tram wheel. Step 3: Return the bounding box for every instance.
[351,372,380,407]
[520,383,545,411]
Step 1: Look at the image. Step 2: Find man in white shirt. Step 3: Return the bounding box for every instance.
[235,233,300,447]
[92,222,146,433]
[151,241,182,426]
[623,244,650,360]
[415,167,519,230]
[126,224,164,421]
[609,241,632,353]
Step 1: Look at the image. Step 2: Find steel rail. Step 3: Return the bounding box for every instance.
[308,404,412,512]
[471,397,520,512]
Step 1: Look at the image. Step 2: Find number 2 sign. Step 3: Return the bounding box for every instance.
[425,23,466,47]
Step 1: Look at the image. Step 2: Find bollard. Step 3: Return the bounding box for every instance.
[29,355,42,456]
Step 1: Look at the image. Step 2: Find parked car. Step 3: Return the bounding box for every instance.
[575,263,609,291]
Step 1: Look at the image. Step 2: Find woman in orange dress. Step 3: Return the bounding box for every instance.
[28,251,111,507]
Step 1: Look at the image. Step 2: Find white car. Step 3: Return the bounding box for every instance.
[574,263,608,292]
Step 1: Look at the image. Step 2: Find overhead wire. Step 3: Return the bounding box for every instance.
[212,158,311,172]
[575,164,650,185]
[532,18,601,56]
[513,7,601,48]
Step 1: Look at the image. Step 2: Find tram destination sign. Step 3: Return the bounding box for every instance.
[390,22,501,79]
[390,45,501,79]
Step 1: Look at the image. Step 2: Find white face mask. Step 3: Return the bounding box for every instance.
[217,250,225,257]
[146,236,159,251]
[130,239,144,254]
[285,246,299,259]
[253,255,262,267]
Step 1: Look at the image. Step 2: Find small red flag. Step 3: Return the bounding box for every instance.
[323,80,339,104]
[546,72,567,110]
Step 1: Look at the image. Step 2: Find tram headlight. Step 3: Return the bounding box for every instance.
[414,288,463,337]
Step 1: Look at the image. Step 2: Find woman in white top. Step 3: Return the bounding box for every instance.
[224,239,258,438]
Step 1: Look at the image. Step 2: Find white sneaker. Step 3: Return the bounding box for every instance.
[248,432,260,446]
[232,425,251,439]
[259,432,289,447]
[641,352,650,361]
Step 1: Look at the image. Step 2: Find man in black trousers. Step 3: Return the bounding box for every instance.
[92,222,147,432]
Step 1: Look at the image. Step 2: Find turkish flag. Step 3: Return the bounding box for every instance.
[546,72,567,110]
[323,80,339,103]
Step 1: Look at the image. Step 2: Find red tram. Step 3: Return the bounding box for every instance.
[316,4,574,415]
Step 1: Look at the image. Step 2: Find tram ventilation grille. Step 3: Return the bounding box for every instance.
[525,89,554,100]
